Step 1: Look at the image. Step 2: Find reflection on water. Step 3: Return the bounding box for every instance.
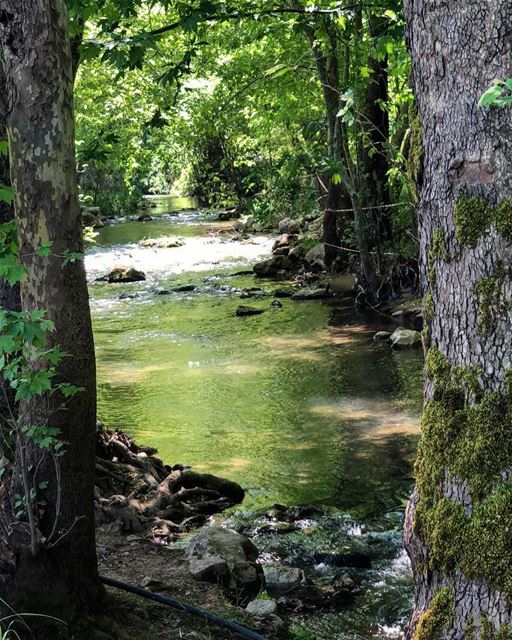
[87,197,423,517]
[87,196,424,638]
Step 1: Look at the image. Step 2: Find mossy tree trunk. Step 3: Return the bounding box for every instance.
[0,0,101,614]
[403,1,512,638]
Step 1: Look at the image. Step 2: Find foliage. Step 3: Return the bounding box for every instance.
[479,79,512,107]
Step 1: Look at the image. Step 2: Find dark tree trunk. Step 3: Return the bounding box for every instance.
[363,14,392,244]
[0,66,19,313]
[403,0,512,637]
[0,0,100,613]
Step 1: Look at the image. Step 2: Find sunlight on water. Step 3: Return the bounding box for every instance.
[88,200,423,519]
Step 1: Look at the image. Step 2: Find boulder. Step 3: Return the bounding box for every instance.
[271,300,283,308]
[304,243,325,264]
[389,327,422,349]
[107,267,146,283]
[373,331,392,341]
[288,245,306,261]
[330,274,356,295]
[253,255,293,277]
[291,287,331,301]
[246,599,277,617]
[236,306,265,317]
[278,218,300,235]
[233,215,254,232]
[263,565,305,597]
[137,214,153,222]
[186,527,264,601]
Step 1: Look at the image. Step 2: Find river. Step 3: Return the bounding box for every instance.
[85,196,423,639]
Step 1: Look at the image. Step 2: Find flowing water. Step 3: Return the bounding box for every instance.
[86,196,424,639]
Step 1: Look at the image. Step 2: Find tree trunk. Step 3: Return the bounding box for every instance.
[0,0,100,613]
[363,14,392,244]
[0,66,19,313]
[403,1,512,637]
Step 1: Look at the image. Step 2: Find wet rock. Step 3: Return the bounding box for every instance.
[264,565,305,597]
[154,288,171,296]
[389,327,422,349]
[271,300,283,309]
[273,288,295,298]
[240,287,264,299]
[173,284,196,292]
[304,243,325,264]
[246,599,277,616]
[278,218,300,235]
[291,287,331,300]
[107,266,146,283]
[186,527,263,601]
[253,255,293,277]
[413,312,424,331]
[236,306,265,317]
[373,331,392,341]
[139,236,185,248]
[137,214,153,222]
[233,215,254,232]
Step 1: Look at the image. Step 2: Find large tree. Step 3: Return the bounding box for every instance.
[0,0,100,614]
[403,1,512,638]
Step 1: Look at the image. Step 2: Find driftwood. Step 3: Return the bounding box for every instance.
[95,424,245,543]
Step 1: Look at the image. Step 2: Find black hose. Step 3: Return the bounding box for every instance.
[99,575,268,640]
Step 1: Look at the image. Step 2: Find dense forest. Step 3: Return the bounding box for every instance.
[0,1,512,640]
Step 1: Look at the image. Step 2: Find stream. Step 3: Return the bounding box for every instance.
[86,196,423,640]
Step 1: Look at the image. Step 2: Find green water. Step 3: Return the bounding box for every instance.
[87,196,424,638]
[87,197,423,516]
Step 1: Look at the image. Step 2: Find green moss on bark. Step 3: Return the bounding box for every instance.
[454,194,490,246]
[415,348,512,600]
[413,587,454,640]
[475,262,507,335]
[494,199,512,243]
[453,194,512,246]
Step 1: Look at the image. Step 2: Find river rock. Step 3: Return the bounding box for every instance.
[263,565,305,597]
[246,599,277,616]
[288,245,306,261]
[173,284,196,292]
[271,300,283,308]
[278,218,300,235]
[304,243,325,264]
[291,287,331,300]
[236,305,265,317]
[273,288,295,298]
[186,527,263,601]
[139,236,184,248]
[373,331,391,341]
[253,255,293,277]
[107,266,146,283]
[389,327,422,349]
[137,213,153,222]
[272,234,298,253]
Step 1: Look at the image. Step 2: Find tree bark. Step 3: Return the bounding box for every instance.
[403,0,512,637]
[0,0,100,613]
